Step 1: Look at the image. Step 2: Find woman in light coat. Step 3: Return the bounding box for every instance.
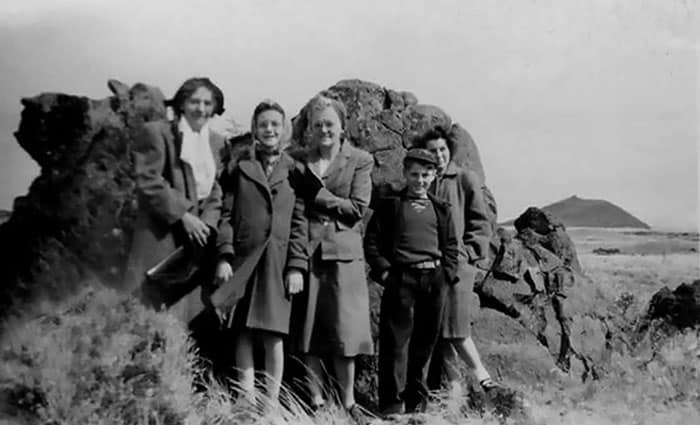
[291,95,374,416]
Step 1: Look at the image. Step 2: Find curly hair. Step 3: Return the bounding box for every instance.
[168,77,225,116]
[411,124,456,155]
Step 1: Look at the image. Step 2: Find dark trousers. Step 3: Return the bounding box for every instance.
[378,265,447,412]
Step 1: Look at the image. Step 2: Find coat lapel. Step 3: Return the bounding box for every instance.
[320,141,351,188]
[267,154,289,188]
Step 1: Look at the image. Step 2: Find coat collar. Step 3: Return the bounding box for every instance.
[313,141,352,186]
[440,161,460,177]
[238,144,289,191]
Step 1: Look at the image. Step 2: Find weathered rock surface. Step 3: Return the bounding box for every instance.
[476,207,607,381]
[642,280,700,330]
[0,80,165,319]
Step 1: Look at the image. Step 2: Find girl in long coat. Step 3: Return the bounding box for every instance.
[126,77,226,326]
[291,95,373,416]
[413,125,502,395]
[212,100,308,403]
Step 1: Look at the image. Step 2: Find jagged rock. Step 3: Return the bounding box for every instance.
[645,280,700,329]
[0,81,165,319]
[477,207,608,381]
[513,207,582,273]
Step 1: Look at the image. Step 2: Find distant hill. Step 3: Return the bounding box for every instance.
[505,196,651,229]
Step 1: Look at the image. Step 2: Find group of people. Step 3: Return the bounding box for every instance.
[125,76,500,421]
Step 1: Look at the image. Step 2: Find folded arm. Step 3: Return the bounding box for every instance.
[313,152,373,225]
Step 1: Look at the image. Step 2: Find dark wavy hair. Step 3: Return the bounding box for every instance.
[412,124,456,155]
[167,77,225,116]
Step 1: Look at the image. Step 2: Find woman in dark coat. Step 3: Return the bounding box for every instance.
[125,77,226,325]
[413,125,502,396]
[212,100,308,403]
[292,95,374,415]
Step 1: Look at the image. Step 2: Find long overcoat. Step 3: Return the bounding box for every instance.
[211,147,309,334]
[431,161,492,337]
[292,141,375,356]
[125,120,225,324]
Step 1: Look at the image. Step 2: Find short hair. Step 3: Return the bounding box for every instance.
[412,124,456,155]
[251,99,286,132]
[168,77,225,116]
[304,94,347,130]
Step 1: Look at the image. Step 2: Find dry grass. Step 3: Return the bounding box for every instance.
[0,229,698,424]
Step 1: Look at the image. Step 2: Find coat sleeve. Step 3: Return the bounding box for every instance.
[442,205,461,285]
[286,168,310,272]
[460,169,492,263]
[216,169,236,260]
[313,150,373,225]
[199,179,223,232]
[132,122,192,226]
[363,203,392,283]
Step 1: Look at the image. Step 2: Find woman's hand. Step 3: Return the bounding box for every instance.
[214,260,233,287]
[181,212,210,246]
[285,269,304,297]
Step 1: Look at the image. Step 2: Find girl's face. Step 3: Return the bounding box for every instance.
[425,137,451,172]
[310,106,343,149]
[254,109,285,149]
[182,86,214,132]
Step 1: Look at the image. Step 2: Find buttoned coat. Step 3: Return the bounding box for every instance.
[211,147,309,334]
[292,141,374,356]
[431,161,492,337]
[125,120,225,324]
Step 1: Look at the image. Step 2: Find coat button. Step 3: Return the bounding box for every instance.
[271,188,278,195]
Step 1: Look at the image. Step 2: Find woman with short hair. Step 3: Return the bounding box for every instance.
[292,95,374,419]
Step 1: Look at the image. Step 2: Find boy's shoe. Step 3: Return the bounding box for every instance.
[379,401,405,418]
[405,398,428,414]
[347,404,373,425]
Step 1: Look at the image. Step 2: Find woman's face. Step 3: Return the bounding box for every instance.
[425,137,451,172]
[310,106,343,149]
[182,86,215,132]
[254,109,285,149]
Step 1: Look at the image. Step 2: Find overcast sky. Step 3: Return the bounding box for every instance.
[0,0,697,230]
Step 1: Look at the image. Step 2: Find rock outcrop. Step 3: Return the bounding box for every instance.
[1,79,615,398]
[0,80,166,319]
[640,280,700,332]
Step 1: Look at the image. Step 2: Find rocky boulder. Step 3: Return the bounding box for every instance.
[0,80,165,321]
[646,280,700,328]
[289,79,497,222]
[476,208,608,382]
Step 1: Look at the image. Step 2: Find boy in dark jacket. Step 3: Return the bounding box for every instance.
[364,148,460,415]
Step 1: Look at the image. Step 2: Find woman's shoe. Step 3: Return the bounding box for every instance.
[479,377,504,393]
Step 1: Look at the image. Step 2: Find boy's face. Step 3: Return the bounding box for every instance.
[403,161,436,198]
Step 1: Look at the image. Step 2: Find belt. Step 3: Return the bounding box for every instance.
[407,259,441,269]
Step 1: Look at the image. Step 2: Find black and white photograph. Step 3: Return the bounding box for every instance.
[0,1,697,424]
